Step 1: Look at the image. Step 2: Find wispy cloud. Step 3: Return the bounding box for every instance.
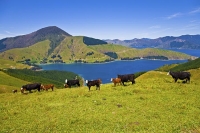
[189,7,200,14]
[165,13,182,19]
[149,25,161,29]
[5,30,16,35]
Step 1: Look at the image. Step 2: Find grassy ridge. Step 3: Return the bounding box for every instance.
[0,69,81,93]
[156,57,200,72]
[0,70,200,132]
[0,36,193,64]
[0,58,30,69]
[0,40,51,63]
[89,45,192,60]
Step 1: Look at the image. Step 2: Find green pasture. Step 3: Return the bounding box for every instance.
[0,70,200,132]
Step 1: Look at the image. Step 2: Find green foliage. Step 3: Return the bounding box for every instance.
[143,56,168,60]
[157,57,200,72]
[170,57,200,71]
[83,36,107,45]
[104,52,118,59]
[3,69,81,88]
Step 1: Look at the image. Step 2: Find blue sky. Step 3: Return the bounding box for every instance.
[0,0,200,40]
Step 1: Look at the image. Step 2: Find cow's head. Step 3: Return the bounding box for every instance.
[85,80,88,84]
[98,79,102,84]
[64,84,69,88]
[20,86,25,93]
[40,84,44,90]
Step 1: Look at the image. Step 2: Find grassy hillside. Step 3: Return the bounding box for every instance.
[0,36,194,64]
[0,69,82,93]
[0,58,30,69]
[0,40,51,63]
[0,70,200,132]
[0,71,29,93]
[89,45,193,60]
[156,57,200,72]
[50,36,111,63]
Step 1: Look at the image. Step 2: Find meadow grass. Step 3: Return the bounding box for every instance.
[0,70,200,132]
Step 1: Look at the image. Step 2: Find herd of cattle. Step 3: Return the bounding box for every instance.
[17,71,191,94]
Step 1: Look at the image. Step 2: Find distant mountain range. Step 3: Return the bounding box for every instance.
[104,35,200,49]
[0,26,196,64]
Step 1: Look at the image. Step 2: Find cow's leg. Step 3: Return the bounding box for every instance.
[77,83,80,87]
[175,78,178,83]
[187,77,190,83]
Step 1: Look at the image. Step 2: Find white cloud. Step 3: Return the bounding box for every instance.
[165,13,182,19]
[5,30,15,35]
[189,7,200,14]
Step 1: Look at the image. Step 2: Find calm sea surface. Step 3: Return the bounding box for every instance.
[40,49,200,84]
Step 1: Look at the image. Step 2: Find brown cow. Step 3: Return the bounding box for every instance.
[85,79,102,91]
[12,89,17,93]
[41,84,54,91]
[111,78,122,86]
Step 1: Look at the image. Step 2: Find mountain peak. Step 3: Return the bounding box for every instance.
[35,26,72,37]
[0,26,72,52]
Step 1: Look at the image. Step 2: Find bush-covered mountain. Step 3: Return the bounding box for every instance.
[0,26,196,64]
[104,35,200,49]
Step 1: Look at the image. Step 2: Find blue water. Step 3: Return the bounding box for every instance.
[165,49,200,57]
[40,49,200,84]
[40,60,187,84]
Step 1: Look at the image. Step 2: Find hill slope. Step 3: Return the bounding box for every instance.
[0,69,200,132]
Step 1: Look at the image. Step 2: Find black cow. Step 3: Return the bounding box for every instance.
[64,79,80,88]
[86,79,102,91]
[167,71,191,83]
[21,83,41,93]
[117,74,135,86]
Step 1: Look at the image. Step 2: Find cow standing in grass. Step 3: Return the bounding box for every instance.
[64,79,80,88]
[41,84,54,91]
[21,83,41,93]
[86,79,102,91]
[167,71,191,83]
[117,74,135,86]
[111,78,122,86]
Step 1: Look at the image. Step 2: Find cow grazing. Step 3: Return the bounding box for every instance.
[64,79,80,88]
[86,79,102,91]
[111,78,122,86]
[12,89,17,93]
[21,83,41,93]
[167,71,191,83]
[117,74,135,86]
[41,84,54,91]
